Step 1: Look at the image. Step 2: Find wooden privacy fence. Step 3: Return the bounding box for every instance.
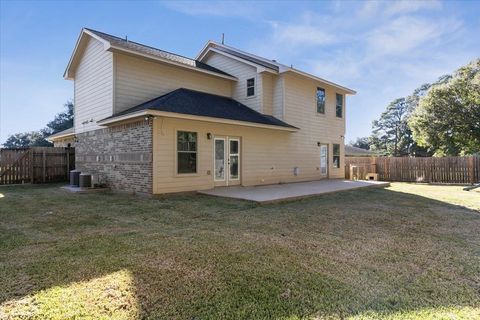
[345,156,480,184]
[0,147,75,185]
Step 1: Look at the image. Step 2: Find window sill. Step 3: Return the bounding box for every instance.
[175,173,200,177]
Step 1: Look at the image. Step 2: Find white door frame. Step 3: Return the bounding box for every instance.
[213,136,241,186]
[214,137,227,185]
[228,138,240,185]
[320,144,328,178]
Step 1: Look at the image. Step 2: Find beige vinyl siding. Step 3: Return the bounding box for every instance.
[114,54,232,114]
[74,37,113,133]
[272,75,285,120]
[262,73,274,116]
[153,118,310,194]
[203,52,263,113]
[151,70,350,194]
[283,72,347,178]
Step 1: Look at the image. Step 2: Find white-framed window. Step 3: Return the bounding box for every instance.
[336,93,343,118]
[246,78,255,97]
[177,131,197,174]
[333,143,341,168]
[316,87,325,114]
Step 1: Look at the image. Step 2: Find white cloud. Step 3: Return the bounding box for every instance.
[366,16,462,57]
[384,0,441,17]
[244,2,474,141]
[357,0,441,19]
[269,21,336,47]
[358,1,382,19]
[161,1,256,18]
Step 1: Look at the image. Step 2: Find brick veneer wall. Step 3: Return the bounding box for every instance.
[75,120,153,194]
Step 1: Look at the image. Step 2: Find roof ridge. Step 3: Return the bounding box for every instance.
[209,44,279,71]
[211,41,282,66]
[84,27,125,42]
[83,28,233,78]
[85,28,203,64]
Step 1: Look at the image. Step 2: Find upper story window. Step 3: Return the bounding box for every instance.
[177,131,197,174]
[333,143,341,168]
[246,78,255,97]
[316,87,325,114]
[336,93,343,118]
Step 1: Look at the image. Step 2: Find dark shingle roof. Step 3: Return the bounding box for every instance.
[104,88,297,129]
[47,127,74,139]
[345,145,377,156]
[85,28,233,78]
[213,45,280,71]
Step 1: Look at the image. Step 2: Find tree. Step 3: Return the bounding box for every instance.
[2,101,73,148]
[349,137,371,150]
[42,101,74,136]
[371,98,412,156]
[3,132,52,148]
[405,83,431,113]
[409,59,480,156]
[368,82,438,157]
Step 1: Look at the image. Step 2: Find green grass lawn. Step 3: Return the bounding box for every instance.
[0,183,479,320]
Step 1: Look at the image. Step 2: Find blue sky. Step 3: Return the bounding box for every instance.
[1,0,479,144]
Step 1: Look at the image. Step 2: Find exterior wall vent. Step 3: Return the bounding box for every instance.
[293,167,299,176]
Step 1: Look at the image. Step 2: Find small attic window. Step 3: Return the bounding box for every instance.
[246,78,255,97]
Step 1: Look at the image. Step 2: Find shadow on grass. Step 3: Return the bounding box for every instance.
[0,184,479,319]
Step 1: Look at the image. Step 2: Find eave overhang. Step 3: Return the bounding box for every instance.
[97,110,299,132]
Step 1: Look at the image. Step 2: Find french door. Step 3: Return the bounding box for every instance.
[214,136,240,186]
[320,144,328,177]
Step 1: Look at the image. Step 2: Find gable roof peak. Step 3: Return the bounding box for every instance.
[197,40,356,95]
[64,28,236,81]
[197,40,283,72]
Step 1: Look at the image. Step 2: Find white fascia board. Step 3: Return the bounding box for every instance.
[198,42,356,95]
[280,67,357,95]
[196,40,215,61]
[199,41,283,69]
[206,48,278,74]
[98,110,298,132]
[47,132,75,142]
[97,110,149,125]
[64,29,111,80]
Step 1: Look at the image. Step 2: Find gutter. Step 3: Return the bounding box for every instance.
[97,110,298,132]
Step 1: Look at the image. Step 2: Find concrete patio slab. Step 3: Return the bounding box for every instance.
[199,179,390,203]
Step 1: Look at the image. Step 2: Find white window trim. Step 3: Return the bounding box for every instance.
[316,87,326,115]
[246,77,256,98]
[335,93,344,119]
[175,130,199,176]
[228,138,240,181]
[214,137,226,182]
[332,143,341,169]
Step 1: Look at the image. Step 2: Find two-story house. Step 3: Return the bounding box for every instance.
[56,28,356,194]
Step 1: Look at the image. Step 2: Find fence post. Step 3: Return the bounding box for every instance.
[30,149,34,184]
[42,149,46,183]
[66,149,70,180]
[469,156,475,185]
